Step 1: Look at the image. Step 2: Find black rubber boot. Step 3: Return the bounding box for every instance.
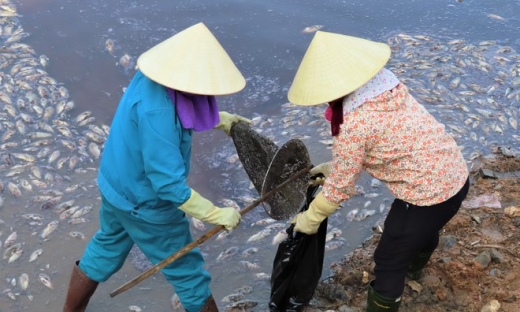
[367,281,401,312]
[406,251,433,280]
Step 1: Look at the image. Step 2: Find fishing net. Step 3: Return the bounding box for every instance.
[230,122,311,220]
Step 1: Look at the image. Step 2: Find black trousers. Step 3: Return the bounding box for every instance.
[373,179,470,298]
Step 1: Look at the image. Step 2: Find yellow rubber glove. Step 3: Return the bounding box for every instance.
[293,191,339,234]
[179,189,241,230]
[214,111,252,136]
[309,162,331,186]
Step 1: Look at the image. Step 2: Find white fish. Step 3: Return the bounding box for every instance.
[241,247,258,257]
[38,273,53,289]
[325,228,342,242]
[302,25,324,33]
[325,240,345,251]
[171,293,182,310]
[271,230,288,245]
[128,306,142,312]
[216,246,239,261]
[346,209,359,222]
[355,209,376,221]
[239,261,260,270]
[191,217,206,231]
[29,248,43,262]
[41,220,59,238]
[7,182,21,198]
[5,231,17,247]
[247,229,271,242]
[19,273,29,290]
[69,231,85,239]
[8,249,23,263]
[254,273,271,280]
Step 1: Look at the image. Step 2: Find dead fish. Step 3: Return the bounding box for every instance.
[217,246,239,261]
[302,25,324,33]
[119,53,132,68]
[4,231,17,247]
[60,206,81,220]
[105,38,114,54]
[487,14,505,21]
[271,230,288,245]
[71,206,93,219]
[222,293,244,303]
[171,293,181,310]
[254,273,271,280]
[68,217,89,224]
[38,273,53,289]
[41,220,59,238]
[239,260,260,270]
[19,273,29,290]
[41,196,62,210]
[88,142,101,159]
[325,240,345,251]
[29,248,43,262]
[346,208,359,222]
[8,249,22,263]
[355,209,376,221]
[191,217,206,231]
[253,218,276,226]
[128,306,142,312]
[69,231,85,239]
[247,228,271,242]
[241,247,258,257]
[3,243,21,259]
[325,228,342,242]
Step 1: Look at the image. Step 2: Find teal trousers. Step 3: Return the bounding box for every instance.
[79,195,211,312]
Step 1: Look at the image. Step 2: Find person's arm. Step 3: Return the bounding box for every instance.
[294,116,368,234]
[138,109,240,230]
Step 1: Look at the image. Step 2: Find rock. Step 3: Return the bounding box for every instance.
[436,289,447,301]
[504,206,520,217]
[489,269,501,277]
[338,306,356,312]
[462,194,502,209]
[474,250,492,268]
[480,300,500,312]
[489,249,505,263]
[439,235,457,251]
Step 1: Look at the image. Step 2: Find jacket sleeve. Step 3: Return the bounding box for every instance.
[322,113,367,205]
[138,108,191,206]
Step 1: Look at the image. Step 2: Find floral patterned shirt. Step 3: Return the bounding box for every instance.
[323,83,469,206]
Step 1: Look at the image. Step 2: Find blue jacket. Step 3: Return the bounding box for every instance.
[98,70,193,224]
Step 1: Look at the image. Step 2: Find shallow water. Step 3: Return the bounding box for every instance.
[0,0,518,311]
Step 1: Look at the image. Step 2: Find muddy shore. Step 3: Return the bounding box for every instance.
[299,153,520,312]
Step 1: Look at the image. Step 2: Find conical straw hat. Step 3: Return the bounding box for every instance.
[288,31,391,106]
[137,23,246,95]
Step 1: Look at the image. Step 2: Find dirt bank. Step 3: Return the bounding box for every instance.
[307,153,520,312]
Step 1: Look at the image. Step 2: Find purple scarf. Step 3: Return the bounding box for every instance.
[166,88,220,132]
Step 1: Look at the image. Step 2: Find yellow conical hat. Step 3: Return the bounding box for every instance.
[288,32,391,106]
[137,23,246,95]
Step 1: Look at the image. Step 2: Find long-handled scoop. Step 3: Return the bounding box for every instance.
[109,164,312,298]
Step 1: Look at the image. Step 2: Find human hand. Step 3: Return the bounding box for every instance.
[214,111,252,136]
[308,162,331,186]
[292,191,339,234]
[205,207,241,231]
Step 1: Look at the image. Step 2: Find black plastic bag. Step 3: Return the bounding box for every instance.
[269,184,327,312]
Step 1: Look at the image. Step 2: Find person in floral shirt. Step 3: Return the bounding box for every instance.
[288,31,469,312]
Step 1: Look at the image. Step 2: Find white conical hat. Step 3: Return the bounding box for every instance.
[137,23,246,95]
[288,31,391,106]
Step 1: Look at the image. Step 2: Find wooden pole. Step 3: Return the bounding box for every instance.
[109,164,312,297]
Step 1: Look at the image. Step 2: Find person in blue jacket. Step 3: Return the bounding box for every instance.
[63,23,250,312]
